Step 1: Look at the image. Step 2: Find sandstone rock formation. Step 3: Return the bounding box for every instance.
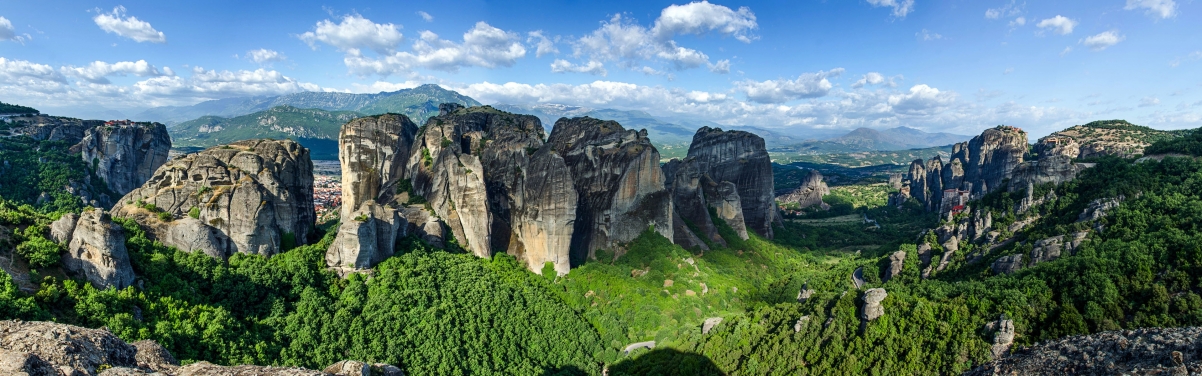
[49,213,78,244]
[985,316,1016,359]
[686,127,778,239]
[0,320,402,376]
[63,209,135,290]
[547,116,672,265]
[400,205,445,248]
[79,122,171,197]
[894,126,1029,211]
[113,139,316,259]
[704,180,748,240]
[702,317,723,334]
[776,169,830,210]
[326,114,419,272]
[664,158,725,248]
[966,327,1202,375]
[883,250,906,283]
[510,147,577,275]
[1007,155,1087,192]
[861,288,887,322]
[991,254,1025,275]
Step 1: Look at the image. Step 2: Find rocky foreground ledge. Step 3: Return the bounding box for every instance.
[0,320,401,376]
[966,327,1202,376]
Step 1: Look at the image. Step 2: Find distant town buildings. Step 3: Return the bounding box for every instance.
[313,175,342,219]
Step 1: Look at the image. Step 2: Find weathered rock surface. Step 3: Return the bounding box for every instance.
[686,127,777,239]
[326,114,418,272]
[112,139,316,259]
[547,116,672,265]
[861,288,887,322]
[1078,197,1123,223]
[511,147,577,275]
[50,213,78,244]
[992,254,1025,275]
[80,122,171,197]
[966,327,1202,376]
[0,320,400,376]
[326,201,403,275]
[776,169,830,210]
[704,180,748,240]
[400,205,445,248]
[984,316,1016,359]
[883,250,906,283]
[1007,155,1087,192]
[893,126,1028,211]
[665,158,725,248]
[702,317,723,334]
[64,209,135,290]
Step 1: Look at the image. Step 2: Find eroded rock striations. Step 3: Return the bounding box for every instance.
[326,114,419,273]
[894,126,1029,213]
[776,169,830,210]
[113,139,315,259]
[79,122,171,197]
[63,209,135,290]
[664,158,725,249]
[547,116,672,265]
[686,127,778,239]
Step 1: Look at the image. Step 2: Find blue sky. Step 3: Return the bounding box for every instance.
[0,0,1199,137]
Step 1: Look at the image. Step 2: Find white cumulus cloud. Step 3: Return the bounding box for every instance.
[866,0,915,18]
[1125,0,1177,19]
[1037,15,1077,35]
[708,59,730,74]
[1009,17,1026,27]
[0,16,31,44]
[528,31,559,57]
[550,59,607,76]
[345,22,526,75]
[93,6,166,43]
[736,69,844,104]
[299,14,404,54]
[417,11,434,22]
[852,72,886,88]
[61,60,172,84]
[1081,30,1124,51]
[650,1,758,43]
[246,49,286,64]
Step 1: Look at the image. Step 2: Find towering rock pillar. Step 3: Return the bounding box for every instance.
[685,127,777,239]
[79,122,171,197]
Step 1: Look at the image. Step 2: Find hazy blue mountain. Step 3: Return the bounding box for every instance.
[169,106,361,160]
[136,84,480,125]
[772,127,971,155]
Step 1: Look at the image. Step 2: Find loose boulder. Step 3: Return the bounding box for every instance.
[63,209,135,290]
[861,288,887,322]
[883,250,906,283]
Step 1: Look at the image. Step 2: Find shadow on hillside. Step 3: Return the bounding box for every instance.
[608,348,724,376]
[540,365,587,376]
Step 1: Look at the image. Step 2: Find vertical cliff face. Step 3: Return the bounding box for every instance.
[404,104,545,259]
[704,179,748,240]
[511,148,577,275]
[547,117,673,265]
[326,114,419,272]
[79,123,171,197]
[338,114,418,220]
[896,126,1029,210]
[63,209,135,290]
[667,158,726,248]
[112,139,315,259]
[686,127,777,239]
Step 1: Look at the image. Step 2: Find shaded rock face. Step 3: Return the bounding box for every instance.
[113,139,315,259]
[776,169,829,210]
[666,158,725,248]
[64,209,135,290]
[406,105,545,259]
[882,250,906,283]
[0,320,138,376]
[861,288,887,322]
[49,213,78,244]
[686,127,777,239]
[992,254,1025,275]
[79,123,171,197]
[326,114,418,272]
[400,205,445,248]
[511,148,577,275]
[966,327,1202,376]
[547,117,672,265]
[1008,155,1087,192]
[702,317,723,334]
[963,127,1028,197]
[1078,197,1122,223]
[985,316,1016,359]
[704,180,748,240]
[326,201,403,274]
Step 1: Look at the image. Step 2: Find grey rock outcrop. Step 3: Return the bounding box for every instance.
[547,117,672,265]
[992,254,1025,275]
[966,327,1202,376]
[776,169,829,210]
[883,250,906,283]
[665,158,725,248]
[1007,155,1087,192]
[0,348,57,376]
[113,139,316,259]
[63,209,135,290]
[1078,197,1123,223]
[893,126,1029,212]
[400,205,445,248]
[704,180,748,240]
[511,147,577,275]
[131,340,178,372]
[861,288,887,322]
[702,317,723,334]
[79,122,171,197]
[50,213,78,244]
[0,320,138,375]
[686,127,778,239]
[985,316,1016,359]
[326,114,418,272]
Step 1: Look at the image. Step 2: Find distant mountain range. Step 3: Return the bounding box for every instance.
[136,84,480,125]
[770,127,970,155]
[169,106,361,160]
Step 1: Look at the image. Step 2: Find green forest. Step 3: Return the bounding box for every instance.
[1,128,1201,374]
